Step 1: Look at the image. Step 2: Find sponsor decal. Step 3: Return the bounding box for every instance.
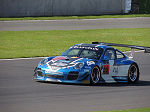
[83,69,90,72]
[103,65,110,74]
[84,66,91,69]
[113,67,118,74]
[72,46,99,50]
[112,76,127,80]
[71,57,79,58]
[45,70,51,73]
[45,70,63,75]
[87,61,95,66]
[50,66,61,71]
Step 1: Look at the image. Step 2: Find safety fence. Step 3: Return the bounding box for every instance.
[0,0,126,17]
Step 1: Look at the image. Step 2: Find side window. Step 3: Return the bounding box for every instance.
[104,49,115,60]
[116,50,125,59]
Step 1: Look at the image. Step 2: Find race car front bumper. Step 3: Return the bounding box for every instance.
[34,67,90,84]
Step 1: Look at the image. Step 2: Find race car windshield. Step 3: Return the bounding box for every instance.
[61,48,103,59]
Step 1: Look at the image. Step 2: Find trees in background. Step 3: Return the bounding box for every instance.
[139,0,150,13]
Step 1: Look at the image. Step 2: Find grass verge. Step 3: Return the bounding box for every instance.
[0,14,150,21]
[93,107,150,112]
[0,28,150,59]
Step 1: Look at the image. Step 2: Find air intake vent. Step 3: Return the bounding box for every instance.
[46,74,64,80]
[67,72,79,80]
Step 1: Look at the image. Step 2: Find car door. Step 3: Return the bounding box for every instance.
[114,50,130,81]
[101,48,118,82]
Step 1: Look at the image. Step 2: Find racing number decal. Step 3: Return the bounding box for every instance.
[103,65,110,74]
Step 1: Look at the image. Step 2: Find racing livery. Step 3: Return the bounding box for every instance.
[34,42,150,84]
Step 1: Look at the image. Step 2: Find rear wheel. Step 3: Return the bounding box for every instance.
[128,63,139,83]
[90,66,101,85]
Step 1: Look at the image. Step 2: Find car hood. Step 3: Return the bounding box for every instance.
[47,56,96,68]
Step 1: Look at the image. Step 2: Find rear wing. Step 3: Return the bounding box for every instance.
[92,42,150,58]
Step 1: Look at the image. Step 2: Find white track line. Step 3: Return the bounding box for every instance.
[123,50,144,53]
[0,50,144,61]
[0,57,48,61]
[1,17,150,23]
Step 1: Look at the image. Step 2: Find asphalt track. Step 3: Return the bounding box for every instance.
[0,52,150,112]
[0,17,150,31]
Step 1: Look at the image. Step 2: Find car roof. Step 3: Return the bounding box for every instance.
[74,43,113,50]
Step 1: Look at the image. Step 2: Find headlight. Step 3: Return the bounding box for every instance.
[74,62,84,69]
[40,58,48,65]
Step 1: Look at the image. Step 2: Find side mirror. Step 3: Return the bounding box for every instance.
[102,55,109,61]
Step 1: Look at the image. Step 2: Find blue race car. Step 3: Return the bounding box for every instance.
[34,42,150,84]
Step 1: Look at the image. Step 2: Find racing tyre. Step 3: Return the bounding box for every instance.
[128,63,139,83]
[90,66,101,85]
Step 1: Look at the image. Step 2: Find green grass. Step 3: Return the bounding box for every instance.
[93,107,150,112]
[0,28,150,59]
[0,14,150,21]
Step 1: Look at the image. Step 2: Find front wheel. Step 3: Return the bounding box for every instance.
[90,66,101,85]
[128,63,139,83]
